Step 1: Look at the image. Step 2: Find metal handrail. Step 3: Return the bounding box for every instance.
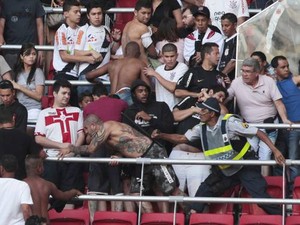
[74,195,300,205]
[42,6,261,14]
[48,157,297,166]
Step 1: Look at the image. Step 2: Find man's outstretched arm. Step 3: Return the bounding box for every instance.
[151,129,189,144]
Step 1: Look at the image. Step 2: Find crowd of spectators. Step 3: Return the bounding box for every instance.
[0,0,294,224]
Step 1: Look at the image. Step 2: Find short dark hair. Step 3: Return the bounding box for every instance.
[270,55,287,68]
[92,82,108,96]
[135,0,152,11]
[124,41,141,58]
[0,80,14,90]
[53,79,72,94]
[221,13,237,24]
[251,51,267,62]
[0,108,14,124]
[63,0,81,12]
[162,43,177,54]
[87,0,104,15]
[79,90,93,103]
[201,42,219,60]
[210,85,229,99]
[0,154,18,173]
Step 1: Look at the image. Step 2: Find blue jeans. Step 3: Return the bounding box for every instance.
[77,74,93,96]
[287,129,300,182]
[250,129,278,160]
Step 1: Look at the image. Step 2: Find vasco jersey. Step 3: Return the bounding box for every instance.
[75,24,111,79]
[53,23,79,77]
[34,107,83,157]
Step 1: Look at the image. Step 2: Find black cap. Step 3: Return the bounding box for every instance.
[196,97,220,114]
[193,6,210,19]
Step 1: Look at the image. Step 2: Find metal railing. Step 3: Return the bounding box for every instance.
[42,6,261,15]
[49,156,296,225]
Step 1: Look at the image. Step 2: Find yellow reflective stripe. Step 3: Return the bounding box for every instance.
[222,114,232,120]
[219,142,251,169]
[233,142,251,160]
[203,144,232,156]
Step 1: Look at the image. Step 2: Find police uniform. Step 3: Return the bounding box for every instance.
[185,114,281,215]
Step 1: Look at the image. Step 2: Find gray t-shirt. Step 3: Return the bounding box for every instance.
[0,55,11,81]
[16,68,45,110]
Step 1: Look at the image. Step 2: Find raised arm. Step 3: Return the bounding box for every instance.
[86,62,109,81]
[144,67,177,92]
[175,89,201,98]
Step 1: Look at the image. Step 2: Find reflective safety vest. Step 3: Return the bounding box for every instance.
[201,114,251,176]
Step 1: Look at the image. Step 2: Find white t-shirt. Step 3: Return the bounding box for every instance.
[204,0,249,31]
[0,178,33,225]
[75,24,111,81]
[53,23,79,77]
[155,62,188,110]
[34,107,84,156]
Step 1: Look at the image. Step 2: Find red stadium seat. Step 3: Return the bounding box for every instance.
[239,215,283,225]
[208,185,239,214]
[241,176,284,215]
[286,215,300,225]
[292,177,300,215]
[189,213,234,225]
[141,213,184,225]
[92,211,137,225]
[48,208,90,225]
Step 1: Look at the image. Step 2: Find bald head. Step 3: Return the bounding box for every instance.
[84,114,103,126]
[124,41,141,58]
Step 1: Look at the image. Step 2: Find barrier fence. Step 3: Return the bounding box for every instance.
[48,156,298,225]
[2,4,292,224]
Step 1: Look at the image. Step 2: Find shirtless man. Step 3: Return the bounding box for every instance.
[59,114,184,212]
[24,155,82,223]
[120,0,158,63]
[86,42,150,105]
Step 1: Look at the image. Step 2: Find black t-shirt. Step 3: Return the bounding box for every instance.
[176,66,222,93]
[173,96,202,149]
[218,36,236,81]
[149,0,181,28]
[0,129,40,179]
[0,100,28,132]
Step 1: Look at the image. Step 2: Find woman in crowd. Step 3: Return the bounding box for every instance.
[12,43,45,133]
[154,18,184,63]
[149,0,183,33]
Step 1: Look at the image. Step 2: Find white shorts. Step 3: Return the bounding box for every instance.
[169,149,211,197]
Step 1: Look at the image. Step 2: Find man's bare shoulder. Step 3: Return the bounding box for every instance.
[127,57,146,65]
[24,177,52,194]
[126,20,149,34]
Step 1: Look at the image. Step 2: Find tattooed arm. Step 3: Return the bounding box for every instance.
[58,129,106,158]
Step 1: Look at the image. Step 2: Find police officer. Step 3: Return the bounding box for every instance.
[152,97,285,215]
